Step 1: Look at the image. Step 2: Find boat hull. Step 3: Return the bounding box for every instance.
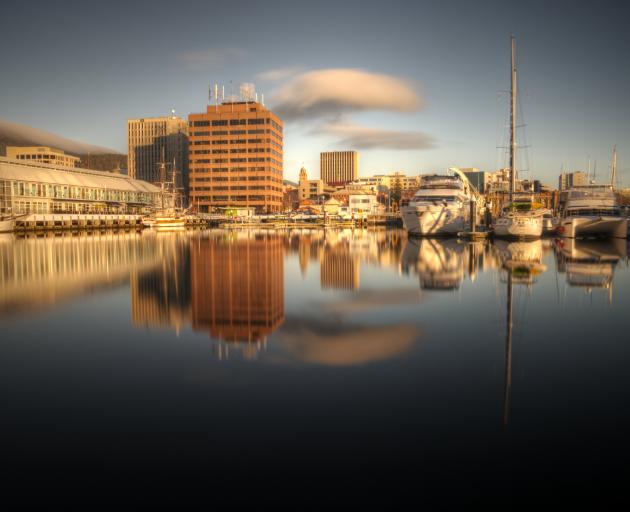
[494,215,543,239]
[401,206,467,237]
[559,216,627,239]
[0,218,14,233]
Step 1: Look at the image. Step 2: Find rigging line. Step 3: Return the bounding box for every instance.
[517,90,532,176]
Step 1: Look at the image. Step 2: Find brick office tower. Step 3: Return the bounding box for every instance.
[188,100,284,213]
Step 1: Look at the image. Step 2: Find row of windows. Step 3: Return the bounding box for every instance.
[11,200,145,215]
[192,176,282,183]
[191,166,275,173]
[191,118,274,127]
[193,195,280,202]
[190,129,280,137]
[192,147,273,157]
[10,180,156,204]
[192,185,282,192]
[192,166,282,174]
[193,138,280,146]
[191,157,282,164]
[14,154,76,162]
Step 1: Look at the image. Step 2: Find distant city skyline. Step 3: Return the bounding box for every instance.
[1,0,629,185]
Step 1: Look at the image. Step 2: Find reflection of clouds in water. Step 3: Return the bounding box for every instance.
[275,317,418,366]
[317,288,423,315]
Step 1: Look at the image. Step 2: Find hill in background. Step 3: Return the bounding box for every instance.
[0,118,127,172]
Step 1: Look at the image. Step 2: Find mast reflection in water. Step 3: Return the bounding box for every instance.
[0,229,629,505]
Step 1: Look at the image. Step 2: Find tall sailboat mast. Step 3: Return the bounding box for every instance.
[610,145,617,191]
[509,35,517,203]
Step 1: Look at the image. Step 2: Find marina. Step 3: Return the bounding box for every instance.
[3,0,630,503]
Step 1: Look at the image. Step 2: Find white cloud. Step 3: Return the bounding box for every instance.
[314,121,436,150]
[269,68,421,121]
[178,48,245,71]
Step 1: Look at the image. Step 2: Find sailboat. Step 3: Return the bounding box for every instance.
[142,157,186,230]
[493,36,543,239]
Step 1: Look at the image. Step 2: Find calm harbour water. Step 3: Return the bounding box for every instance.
[1,228,629,504]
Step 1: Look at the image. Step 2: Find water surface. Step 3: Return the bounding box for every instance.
[1,229,628,504]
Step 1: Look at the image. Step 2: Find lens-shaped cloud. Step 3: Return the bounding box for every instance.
[270,68,421,121]
[315,121,436,150]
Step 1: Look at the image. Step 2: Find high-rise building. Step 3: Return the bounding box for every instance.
[127,115,189,199]
[559,171,588,190]
[320,151,359,186]
[188,100,284,213]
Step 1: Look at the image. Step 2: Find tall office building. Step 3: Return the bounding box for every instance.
[127,115,189,200]
[188,98,284,213]
[559,171,588,191]
[320,151,359,186]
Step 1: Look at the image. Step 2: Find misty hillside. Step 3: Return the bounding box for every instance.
[75,154,128,172]
[0,118,119,157]
[0,118,127,172]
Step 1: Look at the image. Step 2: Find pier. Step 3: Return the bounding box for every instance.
[13,213,144,232]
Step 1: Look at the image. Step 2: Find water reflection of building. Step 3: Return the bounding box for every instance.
[191,233,285,348]
[321,247,360,290]
[131,236,191,331]
[286,228,404,290]
[0,231,161,314]
[555,238,627,292]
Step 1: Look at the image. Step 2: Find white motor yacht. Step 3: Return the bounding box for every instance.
[401,174,473,236]
[557,185,627,239]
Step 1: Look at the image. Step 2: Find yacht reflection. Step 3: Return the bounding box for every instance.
[554,238,627,291]
[496,240,547,427]
[190,232,285,358]
[494,240,547,285]
[401,238,467,290]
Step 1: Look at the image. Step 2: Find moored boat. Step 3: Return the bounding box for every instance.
[557,185,627,239]
[401,174,473,236]
[493,37,543,240]
[0,213,28,233]
[494,196,544,239]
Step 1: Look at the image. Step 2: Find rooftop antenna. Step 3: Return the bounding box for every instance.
[222,85,225,103]
[255,92,259,103]
[230,80,234,112]
[261,93,264,106]
[214,83,219,112]
[208,83,212,105]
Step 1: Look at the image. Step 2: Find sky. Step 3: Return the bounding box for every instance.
[1,0,629,185]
